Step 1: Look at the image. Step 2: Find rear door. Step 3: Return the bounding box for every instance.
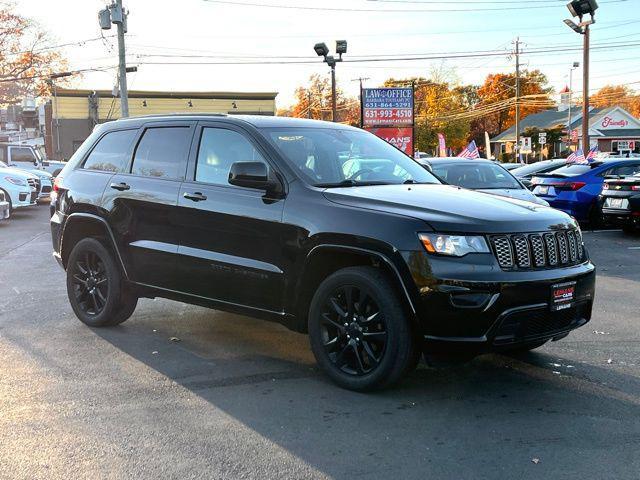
[102,121,195,290]
[174,121,287,312]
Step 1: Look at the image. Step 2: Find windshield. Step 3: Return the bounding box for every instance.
[431,162,522,189]
[546,164,592,176]
[264,127,440,187]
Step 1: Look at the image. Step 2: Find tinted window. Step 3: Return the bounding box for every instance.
[432,162,521,189]
[83,129,137,172]
[606,163,640,177]
[266,127,439,186]
[10,147,36,163]
[196,128,266,185]
[132,127,192,179]
[511,161,564,176]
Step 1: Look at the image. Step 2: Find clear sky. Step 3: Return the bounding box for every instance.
[16,0,640,108]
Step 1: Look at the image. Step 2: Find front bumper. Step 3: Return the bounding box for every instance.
[13,189,37,208]
[0,201,9,220]
[402,250,596,352]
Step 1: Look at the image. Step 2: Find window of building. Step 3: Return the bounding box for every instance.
[132,127,192,179]
[195,128,267,185]
[83,129,137,172]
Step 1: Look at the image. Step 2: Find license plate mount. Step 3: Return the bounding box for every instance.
[538,186,549,195]
[608,198,624,208]
[550,281,576,311]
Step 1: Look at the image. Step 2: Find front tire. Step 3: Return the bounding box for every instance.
[66,238,137,327]
[308,266,414,391]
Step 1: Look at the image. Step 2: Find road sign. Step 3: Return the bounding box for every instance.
[362,88,413,127]
[520,137,532,154]
[538,132,547,145]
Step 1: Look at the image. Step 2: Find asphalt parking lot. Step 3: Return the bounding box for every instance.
[1,206,639,480]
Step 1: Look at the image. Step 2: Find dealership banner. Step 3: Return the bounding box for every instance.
[362,88,414,127]
[366,127,413,156]
[437,133,446,157]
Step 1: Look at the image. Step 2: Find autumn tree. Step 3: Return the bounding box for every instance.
[283,74,360,125]
[591,84,640,118]
[0,2,67,106]
[476,69,553,137]
[384,76,470,152]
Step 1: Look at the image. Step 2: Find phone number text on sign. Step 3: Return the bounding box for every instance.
[364,109,413,126]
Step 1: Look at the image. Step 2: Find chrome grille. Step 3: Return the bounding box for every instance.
[513,235,531,267]
[491,236,513,268]
[530,234,546,267]
[490,229,584,270]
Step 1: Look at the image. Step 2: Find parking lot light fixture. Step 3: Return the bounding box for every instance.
[313,40,347,122]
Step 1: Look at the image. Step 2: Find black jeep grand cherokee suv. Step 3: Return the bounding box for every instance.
[51,115,595,391]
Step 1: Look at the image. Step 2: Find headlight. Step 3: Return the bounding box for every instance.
[4,176,27,186]
[419,233,490,257]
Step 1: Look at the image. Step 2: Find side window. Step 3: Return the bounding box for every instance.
[195,128,266,185]
[132,127,192,180]
[608,163,640,177]
[83,129,137,172]
[10,147,36,163]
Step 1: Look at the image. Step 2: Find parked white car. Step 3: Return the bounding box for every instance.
[0,189,9,221]
[0,143,66,177]
[0,161,39,213]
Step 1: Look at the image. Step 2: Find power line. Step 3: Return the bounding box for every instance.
[202,0,628,12]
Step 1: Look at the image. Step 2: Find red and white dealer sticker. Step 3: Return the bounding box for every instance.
[550,281,577,311]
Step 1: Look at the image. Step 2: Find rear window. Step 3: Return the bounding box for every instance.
[131,127,192,180]
[432,162,521,189]
[10,147,36,163]
[83,129,137,172]
[547,165,592,176]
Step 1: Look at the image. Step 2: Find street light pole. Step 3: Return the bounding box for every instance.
[514,38,521,163]
[567,61,579,148]
[314,40,347,123]
[582,24,590,151]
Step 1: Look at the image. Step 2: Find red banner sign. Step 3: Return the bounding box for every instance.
[366,127,413,156]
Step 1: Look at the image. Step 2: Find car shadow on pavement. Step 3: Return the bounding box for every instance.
[91,301,640,479]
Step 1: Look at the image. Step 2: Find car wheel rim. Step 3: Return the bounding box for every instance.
[320,285,388,376]
[71,251,108,316]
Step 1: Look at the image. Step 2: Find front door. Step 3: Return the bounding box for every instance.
[174,122,287,313]
[101,122,195,290]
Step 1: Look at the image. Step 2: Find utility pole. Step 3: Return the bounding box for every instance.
[99,1,129,117]
[307,90,312,119]
[115,0,129,117]
[351,77,370,128]
[514,37,521,163]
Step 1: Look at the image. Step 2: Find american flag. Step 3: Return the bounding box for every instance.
[457,140,480,159]
[585,145,599,162]
[566,148,585,164]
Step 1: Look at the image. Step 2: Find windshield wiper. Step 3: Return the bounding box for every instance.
[315,179,392,188]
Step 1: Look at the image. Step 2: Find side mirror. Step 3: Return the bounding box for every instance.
[228,161,277,191]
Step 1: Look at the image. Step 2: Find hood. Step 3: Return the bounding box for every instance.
[323,184,575,233]
[476,188,549,206]
[0,166,37,180]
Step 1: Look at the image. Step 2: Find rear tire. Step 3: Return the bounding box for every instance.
[66,238,137,327]
[308,266,414,391]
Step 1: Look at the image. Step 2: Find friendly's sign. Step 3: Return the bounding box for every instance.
[362,88,413,127]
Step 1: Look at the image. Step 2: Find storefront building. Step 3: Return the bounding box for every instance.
[44,88,278,160]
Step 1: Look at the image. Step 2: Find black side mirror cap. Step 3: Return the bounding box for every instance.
[228,161,279,192]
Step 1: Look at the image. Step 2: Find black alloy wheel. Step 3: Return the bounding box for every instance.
[320,284,388,376]
[71,250,109,316]
[309,266,415,391]
[66,238,138,327]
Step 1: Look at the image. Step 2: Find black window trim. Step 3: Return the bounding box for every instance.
[127,121,196,181]
[79,127,140,173]
[184,120,286,194]
[8,145,37,163]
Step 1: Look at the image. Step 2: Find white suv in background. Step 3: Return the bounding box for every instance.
[0,161,40,213]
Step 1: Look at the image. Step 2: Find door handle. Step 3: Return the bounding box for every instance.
[183,191,207,202]
[110,182,130,191]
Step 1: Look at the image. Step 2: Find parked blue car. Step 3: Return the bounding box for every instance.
[531,159,640,223]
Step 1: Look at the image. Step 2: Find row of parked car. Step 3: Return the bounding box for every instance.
[0,143,66,221]
[416,155,640,233]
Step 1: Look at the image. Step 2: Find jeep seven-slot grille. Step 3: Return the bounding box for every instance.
[490,230,584,270]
